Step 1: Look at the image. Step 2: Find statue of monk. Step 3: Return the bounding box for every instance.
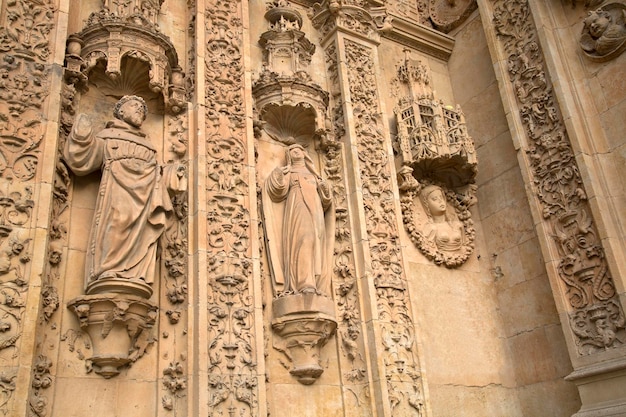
[64,95,186,298]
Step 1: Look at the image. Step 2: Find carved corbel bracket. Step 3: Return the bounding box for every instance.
[67,294,157,378]
[272,294,337,385]
[310,0,385,42]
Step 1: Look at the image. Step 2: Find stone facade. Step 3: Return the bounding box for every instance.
[1,0,624,416]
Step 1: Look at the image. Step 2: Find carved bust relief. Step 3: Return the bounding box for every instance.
[400,178,475,267]
[580,3,626,61]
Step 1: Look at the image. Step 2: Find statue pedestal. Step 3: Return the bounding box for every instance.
[86,276,153,299]
[271,293,337,385]
[68,293,158,378]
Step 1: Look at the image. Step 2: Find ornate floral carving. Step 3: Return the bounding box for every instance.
[29,355,52,417]
[344,39,425,415]
[162,361,187,411]
[493,0,626,355]
[205,0,257,414]
[0,371,16,414]
[163,113,188,321]
[579,3,626,62]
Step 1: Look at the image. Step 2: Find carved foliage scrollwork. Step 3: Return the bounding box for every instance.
[205,0,257,414]
[29,355,52,417]
[163,114,189,323]
[0,0,52,375]
[321,44,368,390]
[344,39,424,415]
[493,0,626,355]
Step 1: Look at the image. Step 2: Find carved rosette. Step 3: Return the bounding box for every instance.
[579,3,626,62]
[493,0,626,355]
[67,294,157,378]
[205,0,258,414]
[344,39,425,415]
[428,0,478,33]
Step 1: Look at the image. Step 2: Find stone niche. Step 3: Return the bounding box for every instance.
[253,0,337,385]
[61,0,187,379]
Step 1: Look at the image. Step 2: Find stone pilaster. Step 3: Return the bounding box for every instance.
[312,1,430,415]
[0,0,69,415]
[199,0,265,415]
[477,0,626,415]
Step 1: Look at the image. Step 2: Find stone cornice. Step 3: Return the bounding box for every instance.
[379,13,455,60]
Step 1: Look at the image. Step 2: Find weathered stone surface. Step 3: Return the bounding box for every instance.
[3,0,625,416]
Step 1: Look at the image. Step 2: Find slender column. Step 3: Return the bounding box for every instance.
[477,0,626,415]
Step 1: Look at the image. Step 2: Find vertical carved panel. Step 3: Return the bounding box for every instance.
[492,0,625,355]
[204,0,258,415]
[323,42,372,415]
[0,0,58,416]
[344,39,425,416]
[0,0,55,414]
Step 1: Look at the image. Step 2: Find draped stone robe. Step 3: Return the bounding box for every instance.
[264,164,334,295]
[64,118,183,289]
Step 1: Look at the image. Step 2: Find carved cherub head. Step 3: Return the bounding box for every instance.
[584,9,612,38]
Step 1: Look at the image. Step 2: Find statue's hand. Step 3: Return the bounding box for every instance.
[73,114,93,140]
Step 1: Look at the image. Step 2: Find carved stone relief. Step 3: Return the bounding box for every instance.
[204,0,258,413]
[0,0,52,378]
[493,0,626,355]
[393,52,477,267]
[63,95,186,377]
[579,3,626,61]
[429,0,478,32]
[254,0,339,386]
[344,38,425,415]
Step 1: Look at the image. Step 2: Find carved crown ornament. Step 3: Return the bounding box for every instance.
[579,2,626,61]
[393,52,477,267]
[63,0,186,114]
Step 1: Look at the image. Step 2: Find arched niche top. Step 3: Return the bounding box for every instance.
[258,103,321,146]
[64,12,185,114]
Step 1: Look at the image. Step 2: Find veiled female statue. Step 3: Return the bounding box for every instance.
[262,144,334,296]
[64,95,186,297]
